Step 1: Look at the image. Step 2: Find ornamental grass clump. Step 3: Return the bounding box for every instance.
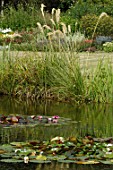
[87,60,113,103]
[36,4,85,52]
[0,50,113,103]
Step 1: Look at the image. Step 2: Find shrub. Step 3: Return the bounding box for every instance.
[65,2,101,20]
[60,14,78,33]
[80,14,113,37]
[0,5,51,31]
[103,42,113,52]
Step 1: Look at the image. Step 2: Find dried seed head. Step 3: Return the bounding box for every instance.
[50,18,56,26]
[41,3,46,17]
[68,25,71,33]
[52,8,56,17]
[99,12,108,19]
[43,25,51,30]
[60,22,67,34]
[56,9,60,23]
[37,22,44,33]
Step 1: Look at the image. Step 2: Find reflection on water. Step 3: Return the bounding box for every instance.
[1,162,113,170]
[0,96,113,170]
[0,96,113,143]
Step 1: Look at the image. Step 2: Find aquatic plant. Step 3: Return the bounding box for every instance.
[1,136,113,165]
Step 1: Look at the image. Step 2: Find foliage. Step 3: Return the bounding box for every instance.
[1,136,113,164]
[0,5,51,31]
[60,14,78,33]
[87,60,113,103]
[0,114,74,127]
[103,42,113,52]
[65,1,99,20]
[80,14,113,37]
[0,51,112,103]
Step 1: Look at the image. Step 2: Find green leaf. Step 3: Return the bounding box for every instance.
[105,153,113,159]
[100,160,113,164]
[58,160,76,163]
[29,160,51,163]
[0,159,23,163]
[36,155,47,161]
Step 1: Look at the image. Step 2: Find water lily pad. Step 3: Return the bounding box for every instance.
[29,160,51,163]
[76,160,99,164]
[0,159,23,163]
[0,149,6,154]
[100,160,113,164]
[47,155,66,160]
[104,153,113,159]
[36,155,47,161]
[0,153,15,158]
[10,142,29,147]
[58,160,76,163]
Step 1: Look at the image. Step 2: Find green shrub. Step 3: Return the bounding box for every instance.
[65,2,102,20]
[60,14,78,33]
[0,5,51,31]
[103,42,113,52]
[80,14,113,37]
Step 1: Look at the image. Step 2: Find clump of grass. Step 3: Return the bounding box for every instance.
[86,59,113,103]
[36,4,85,52]
[0,50,113,103]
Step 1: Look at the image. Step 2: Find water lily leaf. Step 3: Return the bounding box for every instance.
[105,153,113,159]
[76,160,99,164]
[100,160,113,164]
[10,142,29,147]
[36,155,47,161]
[0,149,6,154]
[0,153,14,158]
[29,160,51,163]
[18,149,34,156]
[68,137,77,143]
[0,144,13,152]
[47,155,66,160]
[0,159,23,163]
[76,156,89,161]
[58,160,76,163]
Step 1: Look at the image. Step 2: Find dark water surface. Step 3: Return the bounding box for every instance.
[0,96,113,170]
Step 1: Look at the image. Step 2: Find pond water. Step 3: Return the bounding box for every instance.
[0,96,113,170]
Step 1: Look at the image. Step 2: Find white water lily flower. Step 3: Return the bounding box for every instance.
[106,148,111,152]
[105,152,112,154]
[24,156,29,163]
[107,144,113,147]
[51,148,59,151]
[51,136,65,142]
[15,149,21,153]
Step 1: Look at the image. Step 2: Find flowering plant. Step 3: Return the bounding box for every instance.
[103,42,113,52]
[0,28,22,47]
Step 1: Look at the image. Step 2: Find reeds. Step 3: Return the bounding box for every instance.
[0,50,113,103]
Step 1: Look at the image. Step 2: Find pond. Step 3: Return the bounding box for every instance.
[0,96,113,170]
